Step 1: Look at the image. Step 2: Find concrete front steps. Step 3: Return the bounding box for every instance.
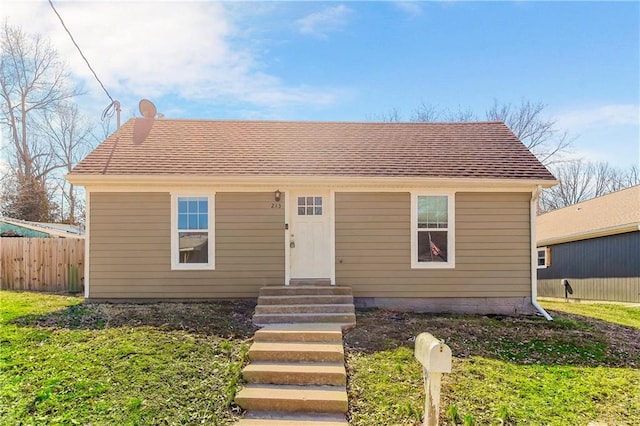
[234,324,349,425]
[236,413,347,426]
[252,280,356,327]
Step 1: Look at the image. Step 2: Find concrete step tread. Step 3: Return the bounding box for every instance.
[255,304,355,314]
[243,362,346,385]
[262,286,352,290]
[244,412,346,421]
[259,286,353,296]
[257,303,354,308]
[253,312,355,317]
[236,418,347,425]
[258,294,353,305]
[254,325,344,342]
[289,278,332,285]
[253,312,355,323]
[235,384,348,413]
[253,319,356,328]
[249,341,345,362]
[236,384,347,401]
[250,342,344,353]
[243,362,346,374]
[260,323,344,332]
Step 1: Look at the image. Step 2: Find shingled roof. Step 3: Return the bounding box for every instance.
[69,118,555,181]
[537,185,640,246]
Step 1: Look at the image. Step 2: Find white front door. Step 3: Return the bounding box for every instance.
[290,191,331,279]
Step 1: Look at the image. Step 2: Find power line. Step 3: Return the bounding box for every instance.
[47,0,113,103]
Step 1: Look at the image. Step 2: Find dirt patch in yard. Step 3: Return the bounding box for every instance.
[344,308,640,368]
[12,300,259,339]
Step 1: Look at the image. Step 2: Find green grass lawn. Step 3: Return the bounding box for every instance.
[0,291,254,425]
[345,307,640,426]
[3,291,639,425]
[541,300,640,329]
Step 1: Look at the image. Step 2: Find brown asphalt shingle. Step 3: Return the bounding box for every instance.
[69,119,555,180]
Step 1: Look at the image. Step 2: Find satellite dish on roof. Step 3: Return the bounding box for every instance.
[139,99,157,119]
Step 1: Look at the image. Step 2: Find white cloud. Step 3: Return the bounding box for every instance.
[393,1,423,16]
[1,1,343,117]
[553,104,640,168]
[555,104,640,131]
[296,5,352,39]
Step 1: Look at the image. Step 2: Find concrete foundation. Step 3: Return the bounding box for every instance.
[354,297,536,316]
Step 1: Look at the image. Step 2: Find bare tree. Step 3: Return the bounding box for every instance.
[410,102,442,122]
[445,107,476,122]
[611,164,640,191]
[410,102,477,123]
[0,22,81,221]
[375,98,572,166]
[485,99,572,165]
[542,159,594,211]
[539,160,639,212]
[41,103,93,223]
[367,107,403,123]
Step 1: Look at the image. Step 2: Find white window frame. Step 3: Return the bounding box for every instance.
[171,193,215,270]
[537,246,550,269]
[411,192,455,269]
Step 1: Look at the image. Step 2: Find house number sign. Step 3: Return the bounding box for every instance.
[271,203,282,209]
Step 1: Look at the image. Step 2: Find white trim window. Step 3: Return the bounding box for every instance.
[537,247,550,269]
[171,194,215,270]
[411,192,455,269]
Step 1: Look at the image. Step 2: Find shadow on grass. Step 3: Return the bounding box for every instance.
[10,298,639,369]
[343,308,640,369]
[9,300,259,340]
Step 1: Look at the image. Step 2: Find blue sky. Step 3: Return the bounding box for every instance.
[2,1,639,168]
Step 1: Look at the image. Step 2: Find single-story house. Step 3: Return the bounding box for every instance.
[66,115,557,315]
[536,185,640,303]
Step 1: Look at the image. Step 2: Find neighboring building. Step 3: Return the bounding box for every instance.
[66,116,557,315]
[537,185,640,303]
[0,217,84,239]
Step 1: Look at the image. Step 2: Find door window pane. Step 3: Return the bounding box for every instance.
[297,195,324,216]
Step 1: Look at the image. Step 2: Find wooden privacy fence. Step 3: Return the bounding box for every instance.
[0,238,84,293]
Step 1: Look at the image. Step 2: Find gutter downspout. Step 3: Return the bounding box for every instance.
[531,185,553,321]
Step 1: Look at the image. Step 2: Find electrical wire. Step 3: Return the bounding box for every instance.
[48,0,115,107]
[102,102,116,121]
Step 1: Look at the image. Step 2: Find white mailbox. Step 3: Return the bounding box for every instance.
[414,332,452,426]
[415,332,452,373]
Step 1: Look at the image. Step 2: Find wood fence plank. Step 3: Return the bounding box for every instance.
[0,238,84,293]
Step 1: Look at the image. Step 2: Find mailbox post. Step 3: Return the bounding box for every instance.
[415,333,452,426]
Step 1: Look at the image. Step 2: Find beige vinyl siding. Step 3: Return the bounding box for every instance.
[335,192,531,297]
[89,192,284,299]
